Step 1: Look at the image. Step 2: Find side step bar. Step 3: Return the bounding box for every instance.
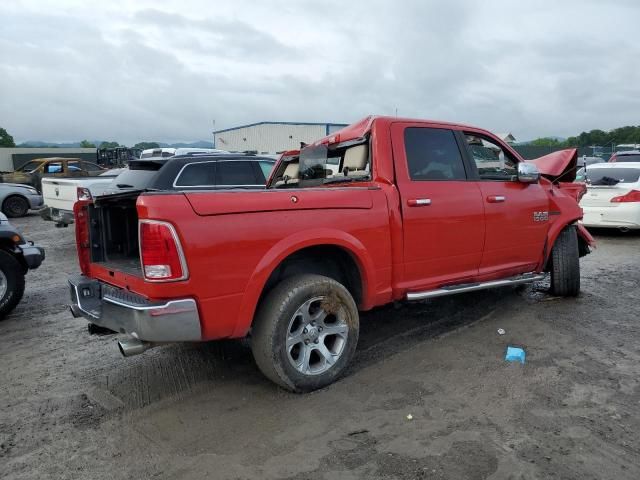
[406,273,546,301]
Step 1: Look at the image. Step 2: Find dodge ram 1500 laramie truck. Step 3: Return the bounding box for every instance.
[69,116,594,392]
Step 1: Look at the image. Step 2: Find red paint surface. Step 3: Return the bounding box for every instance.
[77,116,592,341]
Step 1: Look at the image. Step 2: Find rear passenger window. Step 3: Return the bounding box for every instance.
[216,161,258,185]
[404,128,466,180]
[175,163,215,187]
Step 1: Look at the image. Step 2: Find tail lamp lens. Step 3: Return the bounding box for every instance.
[139,221,187,281]
[77,187,92,201]
[610,190,640,203]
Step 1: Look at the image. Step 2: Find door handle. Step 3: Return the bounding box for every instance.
[407,198,431,207]
[486,195,506,203]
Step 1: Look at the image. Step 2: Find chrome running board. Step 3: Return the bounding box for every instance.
[406,273,546,301]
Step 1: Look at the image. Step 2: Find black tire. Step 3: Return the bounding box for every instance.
[3,195,29,218]
[0,250,26,319]
[251,274,359,393]
[550,226,580,297]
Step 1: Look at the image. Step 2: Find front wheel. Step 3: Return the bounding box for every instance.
[0,250,26,319]
[550,226,580,297]
[251,274,360,392]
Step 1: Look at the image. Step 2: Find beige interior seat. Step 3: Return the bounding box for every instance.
[342,145,369,177]
[275,162,299,186]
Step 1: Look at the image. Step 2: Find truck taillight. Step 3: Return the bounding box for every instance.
[77,187,92,201]
[74,202,90,274]
[139,220,188,282]
[610,190,640,203]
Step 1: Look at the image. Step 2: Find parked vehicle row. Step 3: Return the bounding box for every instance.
[68,115,594,392]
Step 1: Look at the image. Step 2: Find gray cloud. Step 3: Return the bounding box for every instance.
[1,0,639,144]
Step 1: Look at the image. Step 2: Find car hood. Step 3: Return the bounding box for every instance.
[527,148,578,182]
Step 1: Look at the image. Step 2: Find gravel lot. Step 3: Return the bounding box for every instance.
[1,214,639,479]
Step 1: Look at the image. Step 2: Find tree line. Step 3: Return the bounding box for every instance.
[530,125,640,148]
[0,128,161,150]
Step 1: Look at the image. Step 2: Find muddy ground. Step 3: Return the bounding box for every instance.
[1,214,639,479]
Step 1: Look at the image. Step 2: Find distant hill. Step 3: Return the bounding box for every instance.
[17,140,214,148]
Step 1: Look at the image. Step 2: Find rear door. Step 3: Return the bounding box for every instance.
[461,132,550,277]
[391,123,485,291]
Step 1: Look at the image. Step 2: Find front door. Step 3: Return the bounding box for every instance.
[461,132,550,277]
[391,123,485,291]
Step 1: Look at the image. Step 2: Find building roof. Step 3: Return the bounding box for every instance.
[213,121,348,134]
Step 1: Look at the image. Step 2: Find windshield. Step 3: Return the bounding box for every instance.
[586,167,640,185]
[105,166,161,191]
[18,161,41,172]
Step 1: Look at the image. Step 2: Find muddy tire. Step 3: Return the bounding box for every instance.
[3,196,29,218]
[0,250,25,319]
[251,274,359,393]
[550,226,580,297]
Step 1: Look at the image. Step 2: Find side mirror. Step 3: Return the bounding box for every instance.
[518,162,540,184]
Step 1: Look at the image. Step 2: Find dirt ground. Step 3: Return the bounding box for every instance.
[1,214,639,480]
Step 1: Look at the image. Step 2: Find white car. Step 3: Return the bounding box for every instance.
[39,169,123,227]
[580,162,640,231]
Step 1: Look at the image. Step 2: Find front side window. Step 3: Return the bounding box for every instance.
[258,161,275,181]
[216,161,258,186]
[68,161,81,172]
[465,134,517,180]
[404,128,466,180]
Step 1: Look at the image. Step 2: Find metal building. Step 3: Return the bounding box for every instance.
[213,122,348,154]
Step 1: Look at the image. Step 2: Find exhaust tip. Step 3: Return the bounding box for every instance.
[118,337,152,357]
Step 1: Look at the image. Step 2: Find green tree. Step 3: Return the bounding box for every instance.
[99,141,120,149]
[530,137,565,147]
[0,127,16,147]
[80,140,96,148]
[133,142,160,150]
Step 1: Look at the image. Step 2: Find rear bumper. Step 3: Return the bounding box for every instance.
[68,274,202,342]
[582,204,640,229]
[39,205,74,225]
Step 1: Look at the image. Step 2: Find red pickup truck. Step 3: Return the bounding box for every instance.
[69,116,594,392]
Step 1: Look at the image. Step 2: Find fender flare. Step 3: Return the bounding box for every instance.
[541,217,592,268]
[231,228,377,337]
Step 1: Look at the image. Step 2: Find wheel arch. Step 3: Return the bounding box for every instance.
[542,218,591,271]
[231,229,376,338]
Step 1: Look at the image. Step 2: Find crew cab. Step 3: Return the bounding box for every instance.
[69,116,594,392]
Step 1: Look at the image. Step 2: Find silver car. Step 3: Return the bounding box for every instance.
[0,183,43,217]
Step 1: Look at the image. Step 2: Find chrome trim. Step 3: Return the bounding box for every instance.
[406,273,546,301]
[68,275,202,342]
[518,162,541,183]
[138,219,189,282]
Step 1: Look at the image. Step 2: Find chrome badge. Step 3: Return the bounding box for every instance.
[533,211,549,222]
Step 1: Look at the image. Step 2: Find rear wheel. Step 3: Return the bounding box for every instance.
[3,195,29,218]
[0,250,25,319]
[550,226,580,297]
[251,274,359,392]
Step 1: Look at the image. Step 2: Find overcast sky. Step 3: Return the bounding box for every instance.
[1,0,639,144]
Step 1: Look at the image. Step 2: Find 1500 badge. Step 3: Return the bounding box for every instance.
[533,211,549,222]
